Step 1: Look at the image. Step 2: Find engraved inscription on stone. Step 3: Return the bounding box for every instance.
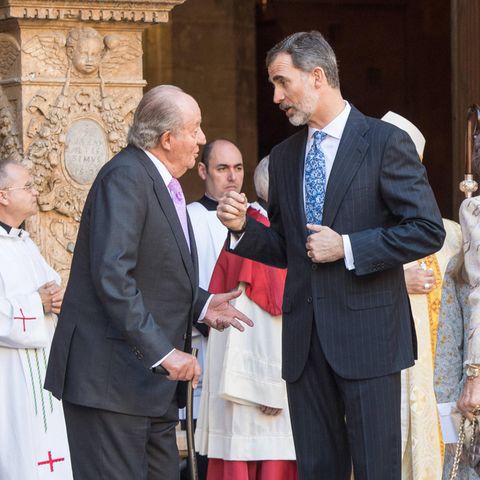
[64,119,108,184]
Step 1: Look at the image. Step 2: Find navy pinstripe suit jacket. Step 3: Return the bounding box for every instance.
[233,106,445,382]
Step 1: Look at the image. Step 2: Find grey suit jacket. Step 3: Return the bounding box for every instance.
[45,145,209,417]
[232,106,445,382]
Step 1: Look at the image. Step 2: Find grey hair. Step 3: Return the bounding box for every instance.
[266,31,340,89]
[127,85,184,150]
[0,159,21,188]
[254,156,269,202]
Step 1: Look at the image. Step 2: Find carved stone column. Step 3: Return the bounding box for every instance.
[0,0,185,282]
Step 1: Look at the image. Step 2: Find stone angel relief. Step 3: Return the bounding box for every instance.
[23,27,142,78]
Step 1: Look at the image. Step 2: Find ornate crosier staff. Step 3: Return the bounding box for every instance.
[459,105,480,197]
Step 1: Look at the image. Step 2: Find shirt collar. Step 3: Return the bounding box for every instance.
[0,221,28,238]
[0,220,12,234]
[307,101,351,142]
[143,149,172,187]
[198,195,218,211]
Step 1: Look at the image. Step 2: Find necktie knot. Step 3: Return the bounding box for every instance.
[313,130,327,145]
[168,177,185,204]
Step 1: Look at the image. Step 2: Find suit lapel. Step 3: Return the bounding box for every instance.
[130,146,197,288]
[284,129,309,236]
[322,107,369,227]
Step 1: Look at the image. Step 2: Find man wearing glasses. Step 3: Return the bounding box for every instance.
[0,160,72,479]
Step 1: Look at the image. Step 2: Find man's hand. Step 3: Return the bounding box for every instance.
[458,376,480,421]
[306,224,344,263]
[204,290,254,332]
[259,405,282,416]
[161,349,202,388]
[38,281,64,314]
[404,266,435,294]
[217,191,248,231]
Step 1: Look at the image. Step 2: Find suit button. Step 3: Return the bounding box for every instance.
[311,264,317,271]
[307,297,313,304]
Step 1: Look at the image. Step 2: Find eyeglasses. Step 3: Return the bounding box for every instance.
[0,182,36,193]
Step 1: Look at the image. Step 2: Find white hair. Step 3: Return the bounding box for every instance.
[254,156,269,202]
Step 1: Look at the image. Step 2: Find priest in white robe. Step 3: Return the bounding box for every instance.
[0,160,72,480]
[183,139,244,478]
[196,157,297,480]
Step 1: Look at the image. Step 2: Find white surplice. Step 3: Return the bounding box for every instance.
[195,283,296,461]
[182,200,228,419]
[195,202,296,461]
[0,226,72,480]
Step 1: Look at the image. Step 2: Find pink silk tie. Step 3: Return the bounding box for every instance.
[167,177,190,250]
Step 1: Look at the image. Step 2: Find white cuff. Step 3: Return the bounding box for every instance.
[151,348,175,369]
[198,294,214,322]
[342,234,355,270]
[229,232,245,249]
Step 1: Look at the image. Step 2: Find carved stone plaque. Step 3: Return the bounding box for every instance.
[64,118,108,185]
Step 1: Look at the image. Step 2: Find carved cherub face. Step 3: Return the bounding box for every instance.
[66,28,105,75]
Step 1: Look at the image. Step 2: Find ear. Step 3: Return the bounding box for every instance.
[0,191,8,206]
[312,66,327,88]
[159,130,172,151]
[198,162,207,180]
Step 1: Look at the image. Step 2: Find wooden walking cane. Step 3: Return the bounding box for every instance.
[459,105,480,198]
[186,347,199,480]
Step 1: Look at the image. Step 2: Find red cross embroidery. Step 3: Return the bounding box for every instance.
[37,450,65,472]
[13,308,36,332]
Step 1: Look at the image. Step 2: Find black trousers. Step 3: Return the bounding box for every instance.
[63,400,180,480]
[287,326,401,480]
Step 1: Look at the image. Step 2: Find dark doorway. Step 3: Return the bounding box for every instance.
[256,0,452,217]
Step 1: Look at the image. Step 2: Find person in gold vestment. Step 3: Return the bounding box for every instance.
[382,112,462,480]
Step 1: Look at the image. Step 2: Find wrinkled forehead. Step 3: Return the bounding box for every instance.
[268,52,298,82]
[177,94,202,125]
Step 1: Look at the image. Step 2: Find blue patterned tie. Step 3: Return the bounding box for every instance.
[305,130,327,226]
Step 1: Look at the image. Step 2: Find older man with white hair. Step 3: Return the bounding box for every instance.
[45,85,252,480]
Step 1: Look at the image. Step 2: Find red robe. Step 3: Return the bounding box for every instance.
[206,206,297,480]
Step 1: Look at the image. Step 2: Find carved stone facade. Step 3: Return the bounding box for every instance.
[0,0,185,283]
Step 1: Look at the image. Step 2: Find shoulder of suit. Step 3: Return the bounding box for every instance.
[92,146,149,187]
[269,127,307,162]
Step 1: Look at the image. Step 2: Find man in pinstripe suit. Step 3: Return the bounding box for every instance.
[217,31,445,479]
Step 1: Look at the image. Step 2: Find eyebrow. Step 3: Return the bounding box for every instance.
[216,163,243,168]
[270,74,286,84]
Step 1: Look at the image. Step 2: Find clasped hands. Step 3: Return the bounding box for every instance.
[217,192,344,263]
[38,281,64,315]
[162,289,254,388]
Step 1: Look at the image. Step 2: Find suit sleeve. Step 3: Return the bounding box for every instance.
[228,154,288,268]
[349,128,445,275]
[89,166,175,368]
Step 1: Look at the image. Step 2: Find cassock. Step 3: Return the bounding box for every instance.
[184,195,228,419]
[0,224,72,479]
[195,203,297,480]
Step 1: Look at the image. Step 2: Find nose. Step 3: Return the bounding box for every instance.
[227,168,236,181]
[273,86,284,105]
[197,127,206,145]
